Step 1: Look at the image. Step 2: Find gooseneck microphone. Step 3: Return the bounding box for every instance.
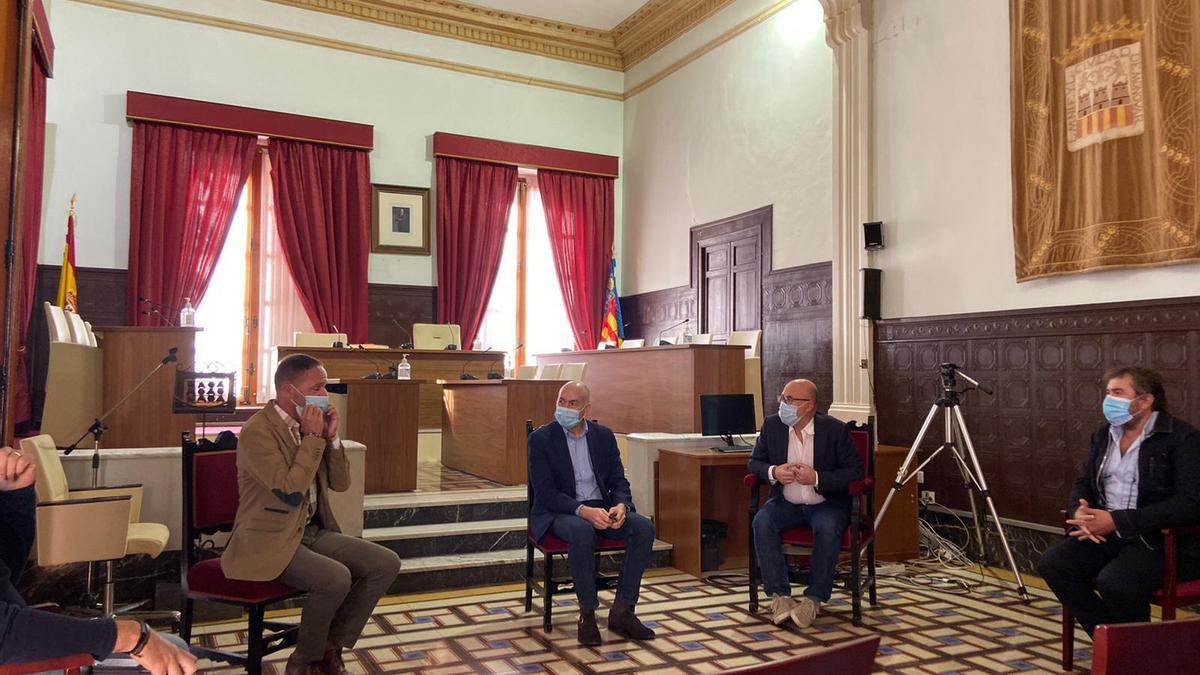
[656,318,689,346]
[391,319,415,349]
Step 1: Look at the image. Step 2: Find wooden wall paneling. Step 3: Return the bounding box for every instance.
[366,282,436,347]
[873,296,1200,527]
[761,262,833,416]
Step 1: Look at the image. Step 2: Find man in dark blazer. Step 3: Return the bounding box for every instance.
[528,381,656,647]
[748,379,864,628]
[1038,366,1200,636]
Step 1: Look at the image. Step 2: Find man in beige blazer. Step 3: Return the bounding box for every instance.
[222,354,400,675]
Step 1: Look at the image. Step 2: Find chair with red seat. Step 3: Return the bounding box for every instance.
[179,432,302,674]
[0,654,93,675]
[1091,617,1200,674]
[522,419,626,632]
[745,418,877,626]
[1060,524,1200,671]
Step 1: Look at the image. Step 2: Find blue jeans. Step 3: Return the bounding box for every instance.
[752,497,849,602]
[550,505,655,611]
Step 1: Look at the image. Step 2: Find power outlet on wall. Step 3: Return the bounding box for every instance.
[920,490,936,504]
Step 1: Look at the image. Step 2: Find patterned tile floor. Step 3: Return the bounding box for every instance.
[191,568,1092,674]
[414,461,504,493]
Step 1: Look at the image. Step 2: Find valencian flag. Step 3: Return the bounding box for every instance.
[56,194,79,312]
[599,257,624,346]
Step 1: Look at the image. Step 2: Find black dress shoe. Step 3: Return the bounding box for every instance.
[578,610,602,646]
[608,600,655,640]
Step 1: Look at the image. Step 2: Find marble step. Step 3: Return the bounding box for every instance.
[386,540,675,595]
[363,487,528,529]
[365,518,527,557]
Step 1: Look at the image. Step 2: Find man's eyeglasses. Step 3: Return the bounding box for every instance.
[778,395,812,406]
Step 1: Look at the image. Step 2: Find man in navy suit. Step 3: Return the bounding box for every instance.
[528,381,656,647]
[748,379,864,628]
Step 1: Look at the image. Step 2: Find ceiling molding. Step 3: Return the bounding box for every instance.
[266,0,737,72]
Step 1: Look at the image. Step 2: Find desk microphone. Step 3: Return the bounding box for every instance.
[140,309,177,327]
[459,362,478,380]
[656,318,688,346]
[443,324,458,350]
[330,324,346,349]
[390,319,415,349]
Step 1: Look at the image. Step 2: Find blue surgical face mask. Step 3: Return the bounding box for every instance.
[778,401,800,427]
[296,395,329,418]
[555,406,583,429]
[1102,395,1135,426]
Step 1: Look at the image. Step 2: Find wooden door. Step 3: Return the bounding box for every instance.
[692,207,770,341]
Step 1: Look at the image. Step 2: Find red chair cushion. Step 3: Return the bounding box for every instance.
[186,558,297,604]
[1153,579,1200,604]
[780,521,874,549]
[192,450,239,529]
[530,530,628,554]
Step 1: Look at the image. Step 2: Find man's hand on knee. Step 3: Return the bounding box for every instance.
[578,506,612,530]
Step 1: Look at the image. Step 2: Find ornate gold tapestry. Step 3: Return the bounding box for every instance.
[1010,0,1200,281]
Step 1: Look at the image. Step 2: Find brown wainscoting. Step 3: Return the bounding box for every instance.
[27,264,435,428]
[873,295,1200,528]
[366,283,436,347]
[620,261,833,417]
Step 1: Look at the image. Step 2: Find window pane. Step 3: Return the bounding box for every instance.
[476,198,518,357]
[525,180,575,358]
[194,186,248,397]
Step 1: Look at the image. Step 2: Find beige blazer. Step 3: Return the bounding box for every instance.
[221,402,350,581]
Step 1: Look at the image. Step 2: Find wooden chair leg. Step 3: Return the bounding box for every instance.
[180,598,194,643]
[748,522,759,613]
[543,553,554,633]
[524,543,534,613]
[246,605,266,675]
[867,539,878,606]
[1062,605,1074,671]
[850,518,863,627]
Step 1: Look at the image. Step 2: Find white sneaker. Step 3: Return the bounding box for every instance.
[769,595,797,625]
[789,596,818,628]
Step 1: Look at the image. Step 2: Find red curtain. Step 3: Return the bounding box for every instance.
[538,169,615,351]
[13,54,49,428]
[128,123,256,325]
[268,138,370,343]
[436,157,517,348]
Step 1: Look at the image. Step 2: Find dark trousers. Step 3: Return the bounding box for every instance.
[1038,535,1165,636]
[752,497,849,602]
[550,500,655,612]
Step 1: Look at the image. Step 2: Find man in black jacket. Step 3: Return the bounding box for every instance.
[0,445,196,673]
[1038,366,1200,636]
[748,379,863,628]
[528,381,655,647]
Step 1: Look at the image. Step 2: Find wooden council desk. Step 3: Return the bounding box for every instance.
[328,379,423,493]
[275,346,504,428]
[534,344,746,433]
[94,326,199,448]
[655,445,920,579]
[439,379,564,485]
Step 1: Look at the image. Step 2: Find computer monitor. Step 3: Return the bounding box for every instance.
[700,393,758,451]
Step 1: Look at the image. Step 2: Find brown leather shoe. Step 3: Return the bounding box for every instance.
[320,644,347,675]
[608,599,655,640]
[284,652,324,675]
[578,610,602,646]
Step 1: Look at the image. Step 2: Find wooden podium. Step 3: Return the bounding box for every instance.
[440,379,563,485]
[535,344,747,433]
[331,379,422,493]
[93,326,199,448]
[275,346,503,428]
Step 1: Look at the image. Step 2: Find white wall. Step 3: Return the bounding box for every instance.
[873,0,1200,318]
[620,0,832,295]
[41,0,623,286]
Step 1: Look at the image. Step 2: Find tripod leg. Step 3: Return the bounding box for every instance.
[950,406,1030,601]
[945,431,988,562]
[874,403,942,530]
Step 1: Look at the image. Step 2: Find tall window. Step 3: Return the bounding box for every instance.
[478,173,574,369]
[193,186,249,393]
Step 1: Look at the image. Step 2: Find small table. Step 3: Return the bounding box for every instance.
[655,447,760,578]
[329,379,423,493]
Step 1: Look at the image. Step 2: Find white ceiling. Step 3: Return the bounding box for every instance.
[465,0,647,30]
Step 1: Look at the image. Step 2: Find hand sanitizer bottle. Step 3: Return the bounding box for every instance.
[397,354,412,380]
[179,297,196,327]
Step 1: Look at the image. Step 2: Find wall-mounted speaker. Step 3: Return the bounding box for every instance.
[861,268,881,320]
[863,221,884,250]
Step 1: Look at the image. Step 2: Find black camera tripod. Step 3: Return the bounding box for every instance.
[874,363,1029,601]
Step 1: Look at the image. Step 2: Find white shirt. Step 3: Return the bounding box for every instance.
[1101,411,1158,511]
[772,418,824,505]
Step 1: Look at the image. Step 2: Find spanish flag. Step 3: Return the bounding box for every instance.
[599,258,624,346]
[56,195,78,312]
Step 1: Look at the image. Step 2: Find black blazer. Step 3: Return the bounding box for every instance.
[1068,412,1200,559]
[527,420,634,541]
[747,412,864,513]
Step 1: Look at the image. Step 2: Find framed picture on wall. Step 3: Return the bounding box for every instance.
[371,184,430,255]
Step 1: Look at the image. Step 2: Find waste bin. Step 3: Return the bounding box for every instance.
[700,519,729,572]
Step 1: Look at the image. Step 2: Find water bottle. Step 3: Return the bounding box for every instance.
[397,354,412,380]
[179,297,196,327]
